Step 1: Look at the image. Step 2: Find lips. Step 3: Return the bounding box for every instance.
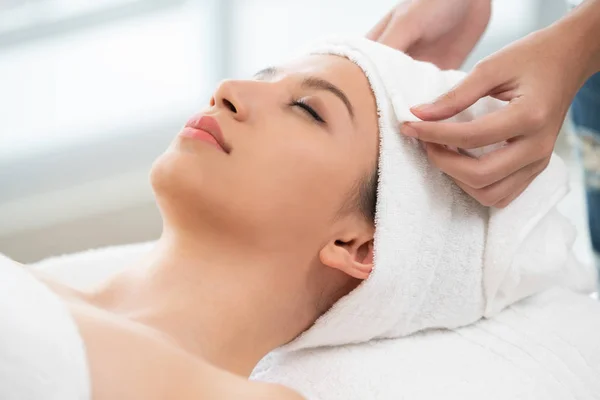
[180,114,230,153]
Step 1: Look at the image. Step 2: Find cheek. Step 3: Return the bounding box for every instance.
[232,135,353,226]
[149,140,345,233]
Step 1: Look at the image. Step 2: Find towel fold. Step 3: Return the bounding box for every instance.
[252,288,600,400]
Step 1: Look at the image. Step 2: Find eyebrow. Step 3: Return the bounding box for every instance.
[253,66,279,80]
[253,66,355,119]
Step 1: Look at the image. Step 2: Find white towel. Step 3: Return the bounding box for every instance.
[273,37,596,351]
[250,37,599,398]
[0,253,90,400]
[252,288,600,399]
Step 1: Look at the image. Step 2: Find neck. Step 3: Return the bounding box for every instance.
[91,229,316,377]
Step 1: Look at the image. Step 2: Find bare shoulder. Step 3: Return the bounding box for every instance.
[57,296,303,400]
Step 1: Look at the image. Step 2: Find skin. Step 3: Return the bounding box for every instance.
[30,54,379,400]
[367,0,491,70]
[372,0,600,207]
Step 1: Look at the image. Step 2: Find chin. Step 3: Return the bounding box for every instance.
[150,146,237,233]
[150,148,208,208]
[151,138,217,191]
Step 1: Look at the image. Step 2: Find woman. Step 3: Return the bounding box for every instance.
[2,53,380,399]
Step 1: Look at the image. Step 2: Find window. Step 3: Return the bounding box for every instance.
[0,0,218,209]
[0,0,179,42]
[0,0,214,159]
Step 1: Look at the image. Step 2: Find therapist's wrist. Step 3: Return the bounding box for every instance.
[558,0,600,79]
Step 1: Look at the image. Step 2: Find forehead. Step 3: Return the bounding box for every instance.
[278,54,378,136]
[279,54,364,84]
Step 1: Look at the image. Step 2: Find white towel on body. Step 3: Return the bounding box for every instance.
[253,288,600,399]
[0,253,90,400]
[250,37,600,398]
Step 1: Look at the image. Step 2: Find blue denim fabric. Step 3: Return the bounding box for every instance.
[571,72,600,268]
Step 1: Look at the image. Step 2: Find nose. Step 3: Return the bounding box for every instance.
[210,79,250,122]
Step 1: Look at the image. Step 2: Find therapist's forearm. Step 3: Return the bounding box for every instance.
[555,0,600,79]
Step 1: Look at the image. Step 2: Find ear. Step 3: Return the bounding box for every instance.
[319,227,374,280]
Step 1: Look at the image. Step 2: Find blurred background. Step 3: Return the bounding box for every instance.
[0,0,593,266]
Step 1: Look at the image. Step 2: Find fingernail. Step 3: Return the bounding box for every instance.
[400,123,418,138]
[411,103,434,114]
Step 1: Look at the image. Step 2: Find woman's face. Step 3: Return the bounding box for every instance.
[151,55,378,263]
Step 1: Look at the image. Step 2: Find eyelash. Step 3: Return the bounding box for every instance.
[290,99,325,123]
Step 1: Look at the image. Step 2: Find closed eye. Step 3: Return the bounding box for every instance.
[291,99,325,124]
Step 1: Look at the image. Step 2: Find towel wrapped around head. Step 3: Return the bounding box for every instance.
[280,37,596,351]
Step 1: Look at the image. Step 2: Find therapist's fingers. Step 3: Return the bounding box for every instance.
[401,102,529,149]
[366,8,395,41]
[410,63,498,121]
[424,138,546,189]
[372,4,419,51]
[450,158,546,207]
[494,173,539,208]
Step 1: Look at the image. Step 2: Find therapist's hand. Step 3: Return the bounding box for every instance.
[367,0,491,69]
[400,4,600,207]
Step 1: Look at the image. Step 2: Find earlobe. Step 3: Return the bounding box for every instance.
[319,239,374,281]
